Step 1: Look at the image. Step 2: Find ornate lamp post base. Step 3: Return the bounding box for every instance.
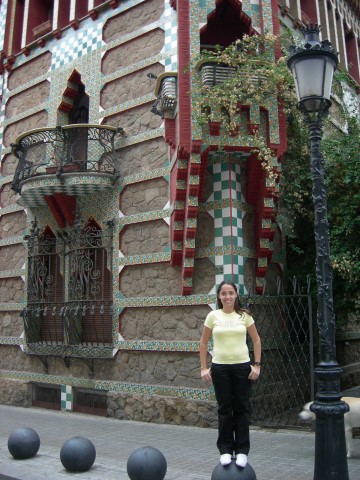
[312,364,349,479]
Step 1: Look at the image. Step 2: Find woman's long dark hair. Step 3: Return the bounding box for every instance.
[217,281,250,315]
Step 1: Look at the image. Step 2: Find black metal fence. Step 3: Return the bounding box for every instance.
[244,280,314,428]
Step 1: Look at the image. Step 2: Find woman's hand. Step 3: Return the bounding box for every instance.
[248,364,260,381]
[201,367,212,383]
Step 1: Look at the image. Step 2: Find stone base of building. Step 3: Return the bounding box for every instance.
[0,378,32,407]
[107,391,217,428]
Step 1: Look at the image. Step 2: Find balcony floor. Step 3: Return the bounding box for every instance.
[17,172,117,207]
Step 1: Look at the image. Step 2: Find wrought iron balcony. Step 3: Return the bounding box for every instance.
[151,73,177,118]
[21,300,114,357]
[11,124,120,207]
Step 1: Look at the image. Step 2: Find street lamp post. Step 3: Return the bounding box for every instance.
[288,25,349,480]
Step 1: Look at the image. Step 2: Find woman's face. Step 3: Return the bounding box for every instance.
[218,283,237,310]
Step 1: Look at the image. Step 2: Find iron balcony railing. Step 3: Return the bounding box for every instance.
[11,124,120,194]
[21,300,113,347]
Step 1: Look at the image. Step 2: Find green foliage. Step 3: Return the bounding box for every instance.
[192,34,295,176]
[323,115,360,323]
[192,32,360,326]
[280,100,360,326]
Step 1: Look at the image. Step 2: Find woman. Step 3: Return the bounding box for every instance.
[200,281,261,468]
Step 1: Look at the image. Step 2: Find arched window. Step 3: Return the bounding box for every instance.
[22,223,63,344]
[23,216,114,351]
[65,217,113,345]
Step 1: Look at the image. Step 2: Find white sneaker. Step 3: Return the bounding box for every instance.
[236,454,247,467]
[220,453,232,465]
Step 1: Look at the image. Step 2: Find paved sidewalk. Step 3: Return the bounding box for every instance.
[0,405,359,480]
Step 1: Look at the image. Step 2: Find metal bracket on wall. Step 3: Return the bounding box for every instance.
[79,358,95,378]
[32,355,49,374]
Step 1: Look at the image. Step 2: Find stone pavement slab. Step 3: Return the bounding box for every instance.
[0,405,359,480]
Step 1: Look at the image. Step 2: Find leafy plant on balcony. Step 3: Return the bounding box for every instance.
[192,33,295,177]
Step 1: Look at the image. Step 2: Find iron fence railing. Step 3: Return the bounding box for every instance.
[243,278,315,428]
[11,124,119,193]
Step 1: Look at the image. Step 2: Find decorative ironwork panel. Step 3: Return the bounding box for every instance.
[61,125,118,175]
[22,217,114,355]
[22,220,64,344]
[12,128,63,193]
[11,125,119,193]
[65,217,113,345]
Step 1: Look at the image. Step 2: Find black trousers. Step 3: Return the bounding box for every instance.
[211,362,251,455]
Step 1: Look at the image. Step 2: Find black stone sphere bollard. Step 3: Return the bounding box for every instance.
[211,460,257,480]
[8,427,40,460]
[127,446,167,480]
[60,436,96,472]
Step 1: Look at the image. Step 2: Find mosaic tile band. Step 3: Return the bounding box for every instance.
[0,369,215,402]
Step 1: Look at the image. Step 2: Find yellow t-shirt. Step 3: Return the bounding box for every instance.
[204,309,254,364]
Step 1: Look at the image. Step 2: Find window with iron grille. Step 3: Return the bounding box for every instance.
[73,388,108,416]
[22,215,114,353]
[32,383,61,410]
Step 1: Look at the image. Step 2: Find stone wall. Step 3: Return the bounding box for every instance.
[0,347,203,389]
[108,103,162,137]
[7,52,52,91]
[5,81,50,118]
[1,154,18,176]
[116,139,169,177]
[0,183,18,207]
[3,111,48,147]
[103,0,164,42]
[120,305,210,341]
[108,391,217,428]
[0,312,23,336]
[120,263,182,297]
[0,244,25,270]
[0,378,32,407]
[120,178,168,215]
[0,211,26,238]
[120,219,169,255]
[102,29,164,74]
[101,63,164,108]
[0,278,24,303]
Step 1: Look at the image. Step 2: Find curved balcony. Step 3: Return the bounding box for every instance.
[151,72,177,118]
[11,124,120,207]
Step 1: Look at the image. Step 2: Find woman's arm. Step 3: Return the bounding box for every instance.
[200,326,212,382]
[247,323,261,381]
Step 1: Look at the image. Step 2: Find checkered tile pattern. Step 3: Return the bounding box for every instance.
[162,0,178,71]
[19,176,115,207]
[51,19,104,70]
[61,385,73,411]
[211,160,245,290]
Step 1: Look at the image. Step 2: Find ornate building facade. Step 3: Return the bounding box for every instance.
[0,0,358,423]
